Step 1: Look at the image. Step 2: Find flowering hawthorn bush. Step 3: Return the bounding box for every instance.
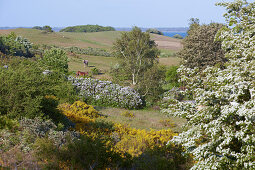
[162,1,255,169]
[68,76,143,109]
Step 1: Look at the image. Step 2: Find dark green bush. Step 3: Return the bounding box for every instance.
[133,145,192,170]
[34,135,123,169]
[32,25,53,32]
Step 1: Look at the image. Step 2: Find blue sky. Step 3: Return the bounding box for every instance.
[0,0,236,28]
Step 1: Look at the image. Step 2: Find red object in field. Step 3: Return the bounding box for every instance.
[76,71,88,76]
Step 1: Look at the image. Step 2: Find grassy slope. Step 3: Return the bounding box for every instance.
[0,28,182,50]
[0,28,181,67]
[0,28,185,130]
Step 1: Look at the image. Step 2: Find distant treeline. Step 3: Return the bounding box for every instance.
[32,25,53,32]
[60,25,115,32]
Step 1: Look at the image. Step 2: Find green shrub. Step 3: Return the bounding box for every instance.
[0,115,19,130]
[91,67,100,75]
[165,65,180,89]
[0,32,34,58]
[34,135,123,169]
[136,64,166,105]
[39,48,68,73]
[32,25,53,33]
[0,58,76,119]
[133,145,192,170]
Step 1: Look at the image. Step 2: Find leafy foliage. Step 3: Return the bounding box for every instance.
[178,22,226,69]
[162,1,255,169]
[32,25,54,32]
[39,48,68,73]
[60,25,115,32]
[165,65,180,88]
[112,26,160,85]
[0,58,76,119]
[136,64,166,105]
[34,135,121,169]
[0,33,34,58]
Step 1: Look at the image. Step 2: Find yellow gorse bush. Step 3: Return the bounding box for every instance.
[113,123,177,157]
[58,101,99,132]
[120,111,135,118]
[58,101,177,157]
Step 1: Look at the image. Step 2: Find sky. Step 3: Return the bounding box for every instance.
[0,0,239,28]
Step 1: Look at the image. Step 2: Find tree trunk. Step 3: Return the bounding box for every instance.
[132,73,136,85]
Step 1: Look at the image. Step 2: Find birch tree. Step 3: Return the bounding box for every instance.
[113,27,159,85]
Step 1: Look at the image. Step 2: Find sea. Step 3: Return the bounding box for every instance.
[162,32,187,38]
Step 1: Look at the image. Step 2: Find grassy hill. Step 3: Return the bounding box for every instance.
[0,28,182,51]
[0,28,181,78]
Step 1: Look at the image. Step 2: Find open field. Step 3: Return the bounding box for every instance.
[0,28,182,70]
[0,28,182,51]
[96,107,186,132]
[68,53,180,80]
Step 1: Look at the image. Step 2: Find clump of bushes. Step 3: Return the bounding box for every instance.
[0,33,34,58]
[32,25,53,33]
[39,48,69,73]
[90,67,100,75]
[146,28,163,35]
[67,46,112,57]
[60,25,115,32]
[0,117,79,168]
[165,65,180,90]
[0,58,76,120]
[173,34,183,39]
[68,76,143,109]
